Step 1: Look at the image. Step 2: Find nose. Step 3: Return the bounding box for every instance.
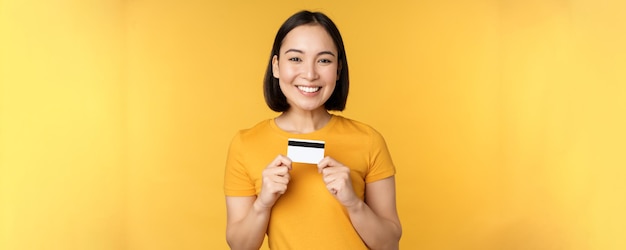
[301,60,319,81]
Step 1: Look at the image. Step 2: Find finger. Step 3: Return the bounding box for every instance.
[322,173,335,184]
[267,155,293,171]
[269,173,290,184]
[326,182,340,195]
[262,167,287,180]
[323,170,350,188]
[321,166,338,177]
[273,154,293,169]
[321,164,349,178]
[323,171,347,186]
[276,183,288,194]
[267,183,287,195]
[317,156,338,173]
[270,165,290,176]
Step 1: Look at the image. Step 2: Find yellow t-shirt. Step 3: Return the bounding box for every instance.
[224,115,396,249]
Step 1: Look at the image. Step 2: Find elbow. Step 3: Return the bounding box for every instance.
[367,236,402,250]
[387,230,402,250]
[394,223,403,248]
[372,224,402,250]
[226,227,262,250]
[225,236,246,250]
[225,227,241,250]
[395,224,402,242]
[393,220,402,245]
[369,240,400,250]
[225,228,235,249]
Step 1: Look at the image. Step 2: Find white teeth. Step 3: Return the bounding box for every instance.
[297,86,320,93]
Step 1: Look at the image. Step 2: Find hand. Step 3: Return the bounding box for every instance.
[318,156,360,207]
[256,155,292,210]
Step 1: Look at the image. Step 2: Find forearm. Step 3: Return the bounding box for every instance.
[226,200,271,250]
[347,201,402,250]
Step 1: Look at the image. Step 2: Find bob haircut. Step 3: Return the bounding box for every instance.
[263,10,349,112]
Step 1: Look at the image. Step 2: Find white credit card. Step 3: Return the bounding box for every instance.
[287,138,325,164]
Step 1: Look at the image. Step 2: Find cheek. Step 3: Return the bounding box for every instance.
[322,68,339,82]
[278,65,298,80]
[326,82,337,93]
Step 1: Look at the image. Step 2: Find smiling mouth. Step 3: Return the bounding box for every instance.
[297,86,321,93]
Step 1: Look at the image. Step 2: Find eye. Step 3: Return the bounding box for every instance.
[318,58,332,64]
[288,57,302,62]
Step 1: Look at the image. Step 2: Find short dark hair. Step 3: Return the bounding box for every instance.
[263,10,350,112]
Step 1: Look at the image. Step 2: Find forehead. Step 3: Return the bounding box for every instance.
[280,24,337,53]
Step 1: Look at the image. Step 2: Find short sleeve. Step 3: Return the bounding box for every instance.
[224,132,257,196]
[365,129,396,183]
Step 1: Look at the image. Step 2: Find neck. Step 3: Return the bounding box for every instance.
[275,108,332,134]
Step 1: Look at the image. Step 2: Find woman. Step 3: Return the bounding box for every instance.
[224,10,401,250]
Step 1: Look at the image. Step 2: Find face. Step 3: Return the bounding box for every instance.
[272,24,340,113]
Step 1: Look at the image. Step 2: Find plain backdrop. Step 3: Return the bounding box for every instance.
[1,0,625,249]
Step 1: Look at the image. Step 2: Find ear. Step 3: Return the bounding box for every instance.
[272,55,279,78]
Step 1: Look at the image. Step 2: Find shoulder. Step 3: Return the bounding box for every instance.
[332,115,385,138]
[331,116,390,153]
[235,119,273,139]
[228,119,273,148]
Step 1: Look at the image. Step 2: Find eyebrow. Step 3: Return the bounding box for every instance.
[284,49,336,57]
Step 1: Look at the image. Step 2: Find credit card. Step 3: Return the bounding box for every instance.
[287,138,325,164]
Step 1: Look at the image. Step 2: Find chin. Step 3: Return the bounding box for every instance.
[297,107,322,112]
[291,104,326,112]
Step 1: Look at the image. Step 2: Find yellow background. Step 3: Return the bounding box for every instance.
[1,0,625,249]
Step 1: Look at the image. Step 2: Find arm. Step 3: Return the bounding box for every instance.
[225,155,292,250]
[318,157,401,250]
[346,176,402,250]
[225,196,270,250]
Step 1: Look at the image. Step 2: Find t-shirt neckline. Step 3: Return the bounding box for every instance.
[269,114,338,138]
